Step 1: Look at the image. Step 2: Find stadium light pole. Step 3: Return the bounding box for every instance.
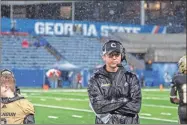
[10,4,13,28]
[0,0,1,64]
[140,0,145,25]
[72,1,75,23]
[0,0,1,33]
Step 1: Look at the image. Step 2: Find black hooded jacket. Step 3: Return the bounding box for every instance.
[87,65,142,124]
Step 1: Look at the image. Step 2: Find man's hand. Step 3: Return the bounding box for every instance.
[170,97,179,104]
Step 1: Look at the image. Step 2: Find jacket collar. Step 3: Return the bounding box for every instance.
[94,64,126,77]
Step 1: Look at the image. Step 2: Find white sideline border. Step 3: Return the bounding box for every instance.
[21,88,170,93]
[33,103,178,123]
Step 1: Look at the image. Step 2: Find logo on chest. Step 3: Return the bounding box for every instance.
[101,83,111,87]
[1,112,16,117]
[124,82,128,86]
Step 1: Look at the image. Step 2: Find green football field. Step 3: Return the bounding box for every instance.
[21,88,179,124]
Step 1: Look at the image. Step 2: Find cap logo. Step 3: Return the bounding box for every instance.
[111,43,116,48]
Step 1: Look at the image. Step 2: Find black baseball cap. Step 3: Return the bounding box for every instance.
[102,40,122,55]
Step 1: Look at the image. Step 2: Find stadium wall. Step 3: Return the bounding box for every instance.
[136,62,178,87]
[1,17,166,38]
[12,69,45,87]
[11,68,91,88]
[11,63,177,88]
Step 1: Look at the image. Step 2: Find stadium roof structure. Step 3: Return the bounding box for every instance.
[112,33,186,44]
[1,1,76,5]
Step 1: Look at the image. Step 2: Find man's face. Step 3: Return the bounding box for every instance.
[1,85,7,97]
[102,51,122,69]
[0,75,14,97]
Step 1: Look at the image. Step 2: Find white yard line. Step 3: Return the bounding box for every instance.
[56,93,88,96]
[143,89,169,92]
[29,95,177,109]
[30,93,41,96]
[29,96,88,101]
[40,99,46,101]
[140,113,152,116]
[33,103,177,123]
[55,98,62,101]
[143,104,177,109]
[72,115,83,118]
[22,89,87,93]
[48,116,58,119]
[140,116,177,123]
[143,97,169,100]
[161,112,172,116]
[22,92,88,97]
[33,103,93,113]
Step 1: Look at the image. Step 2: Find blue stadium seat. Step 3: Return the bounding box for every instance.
[1,35,103,69]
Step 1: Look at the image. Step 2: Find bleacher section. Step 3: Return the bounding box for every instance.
[1,35,56,69]
[2,33,184,69]
[45,36,103,68]
[0,35,103,69]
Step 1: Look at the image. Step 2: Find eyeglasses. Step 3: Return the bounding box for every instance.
[0,69,15,78]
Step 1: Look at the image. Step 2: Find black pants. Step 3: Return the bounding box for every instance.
[95,114,139,124]
[178,105,187,124]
